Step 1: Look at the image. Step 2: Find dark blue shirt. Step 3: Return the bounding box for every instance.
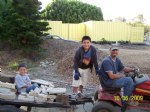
[83,48,91,59]
[80,48,92,69]
[73,46,99,72]
[99,56,124,86]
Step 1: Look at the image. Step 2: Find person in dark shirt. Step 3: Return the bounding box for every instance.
[72,36,99,94]
[99,46,136,107]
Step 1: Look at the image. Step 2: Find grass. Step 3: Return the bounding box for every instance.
[8,61,19,70]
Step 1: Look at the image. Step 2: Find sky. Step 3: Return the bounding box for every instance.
[39,0,150,25]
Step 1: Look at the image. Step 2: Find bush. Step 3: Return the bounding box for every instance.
[8,61,19,70]
[93,38,130,45]
[118,40,130,44]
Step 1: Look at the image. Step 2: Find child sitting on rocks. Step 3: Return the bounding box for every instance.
[15,63,38,93]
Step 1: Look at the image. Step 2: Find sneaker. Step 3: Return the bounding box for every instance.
[127,100,139,106]
[70,93,77,99]
[76,92,84,99]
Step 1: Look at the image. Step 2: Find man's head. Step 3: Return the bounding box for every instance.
[110,46,119,58]
[18,63,27,75]
[82,36,91,50]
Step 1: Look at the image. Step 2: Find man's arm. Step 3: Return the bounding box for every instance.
[123,67,134,72]
[103,59,125,79]
[107,72,125,79]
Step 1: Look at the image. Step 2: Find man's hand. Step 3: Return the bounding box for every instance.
[123,67,139,73]
[74,71,81,80]
[133,68,139,73]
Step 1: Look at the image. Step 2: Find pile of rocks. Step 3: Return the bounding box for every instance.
[18,80,66,103]
[39,60,55,69]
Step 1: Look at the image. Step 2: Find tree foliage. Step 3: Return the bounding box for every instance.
[41,0,103,23]
[0,0,49,59]
[0,0,12,21]
[131,14,150,34]
[134,14,145,23]
[114,16,126,22]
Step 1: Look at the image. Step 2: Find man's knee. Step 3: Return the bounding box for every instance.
[125,77,134,85]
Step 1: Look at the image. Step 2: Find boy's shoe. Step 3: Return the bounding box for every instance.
[70,92,84,99]
[70,93,77,99]
[76,92,84,99]
[70,93,81,99]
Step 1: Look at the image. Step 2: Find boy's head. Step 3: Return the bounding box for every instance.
[18,63,27,75]
[82,36,91,50]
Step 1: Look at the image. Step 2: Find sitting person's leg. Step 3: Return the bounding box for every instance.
[111,77,134,96]
[26,83,38,93]
[111,77,134,105]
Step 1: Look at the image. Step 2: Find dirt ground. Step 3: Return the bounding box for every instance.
[43,39,150,86]
[1,39,150,112]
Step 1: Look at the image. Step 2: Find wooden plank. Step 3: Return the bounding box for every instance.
[0,98,70,108]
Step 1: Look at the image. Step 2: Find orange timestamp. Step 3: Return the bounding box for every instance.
[114,95,143,101]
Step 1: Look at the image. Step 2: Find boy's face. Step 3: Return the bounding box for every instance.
[82,40,91,50]
[19,67,27,75]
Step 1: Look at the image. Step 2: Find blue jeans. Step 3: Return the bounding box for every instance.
[110,77,134,106]
[111,77,134,96]
[26,83,38,93]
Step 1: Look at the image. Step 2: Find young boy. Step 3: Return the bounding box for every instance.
[72,36,99,94]
[15,63,38,93]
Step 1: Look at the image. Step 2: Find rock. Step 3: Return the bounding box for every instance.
[0,81,16,89]
[39,60,56,68]
[0,73,15,83]
[46,88,66,94]
[18,94,34,101]
[0,87,16,99]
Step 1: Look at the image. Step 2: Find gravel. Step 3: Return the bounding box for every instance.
[1,39,150,112]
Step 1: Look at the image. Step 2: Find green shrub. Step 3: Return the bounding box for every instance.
[8,61,19,70]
